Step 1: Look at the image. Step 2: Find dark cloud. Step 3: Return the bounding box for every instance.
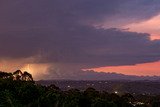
[1,27,160,68]
[0,0,160,79]
[1,0,160,26]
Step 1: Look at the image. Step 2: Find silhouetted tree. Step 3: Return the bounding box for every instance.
[0,71,13,80]
[22,71,33,81]
[13,70,23,80]
[12,70,33,81]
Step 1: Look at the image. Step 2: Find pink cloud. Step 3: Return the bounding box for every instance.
[123,14,160,40]
[92,61,160,76]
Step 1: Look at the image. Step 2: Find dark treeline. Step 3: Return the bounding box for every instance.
[0,71,160,107]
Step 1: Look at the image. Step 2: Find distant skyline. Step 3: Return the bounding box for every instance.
[0,0,160,80]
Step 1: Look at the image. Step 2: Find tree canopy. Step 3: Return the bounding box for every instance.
[0,71,159,107]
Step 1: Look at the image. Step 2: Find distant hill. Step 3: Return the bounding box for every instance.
[51,70,160,81]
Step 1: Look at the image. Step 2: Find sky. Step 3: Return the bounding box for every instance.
[0,0,160,80]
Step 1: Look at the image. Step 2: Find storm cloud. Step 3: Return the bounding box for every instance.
[0,0,160,79]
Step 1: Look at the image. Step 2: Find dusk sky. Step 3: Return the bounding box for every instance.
[0,0,160,80]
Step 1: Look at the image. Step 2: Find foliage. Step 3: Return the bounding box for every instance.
[0,71,160,107]
[0,70,33,81]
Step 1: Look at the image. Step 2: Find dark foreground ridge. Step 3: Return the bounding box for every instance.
[1,71,160,107]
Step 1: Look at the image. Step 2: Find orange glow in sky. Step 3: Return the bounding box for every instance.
[0,58,51,80]
[21,64,51,80]
[92,61,160,76]
[124,14,160,40]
